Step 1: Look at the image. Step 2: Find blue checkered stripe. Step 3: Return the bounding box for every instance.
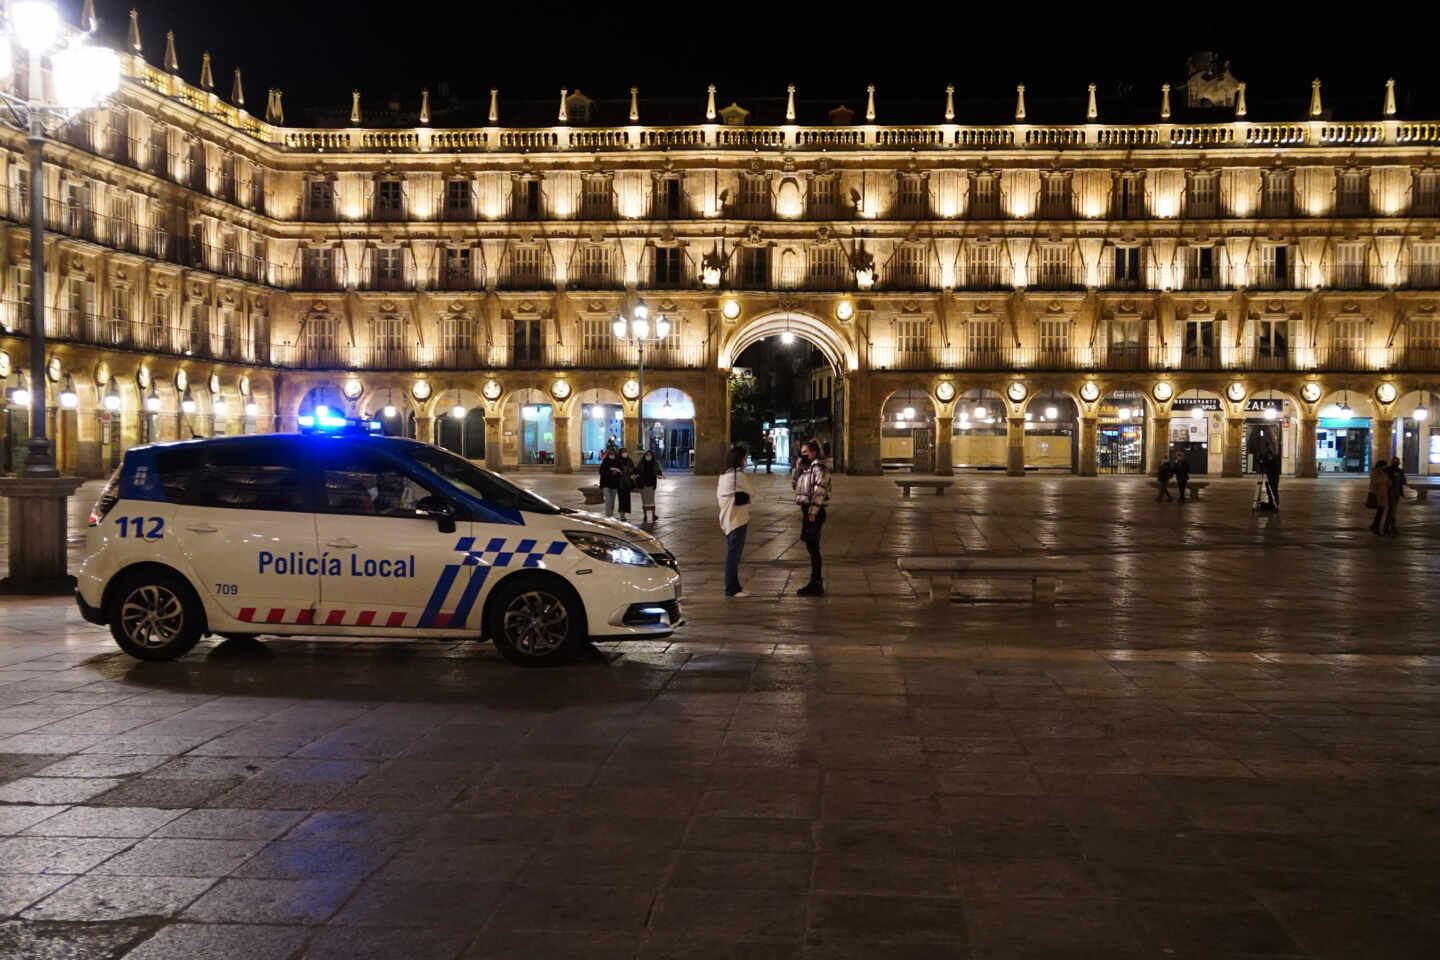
[454,536,567,568]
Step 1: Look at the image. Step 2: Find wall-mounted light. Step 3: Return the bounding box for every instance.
[721,298,741,320]
[103,381,121,411]
[212,393,228,416]
[181,388,197,415]
[244,400,259,417]
[58,375,78,409]
[836,300,855,322]
[145,387,161,412]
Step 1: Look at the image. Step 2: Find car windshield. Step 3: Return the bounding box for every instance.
[407,446,560,515]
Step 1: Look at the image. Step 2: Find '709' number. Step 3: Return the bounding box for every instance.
[115,516,164,539]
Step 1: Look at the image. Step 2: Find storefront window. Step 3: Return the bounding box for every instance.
[1316,418,1370,473]
[519,404,555,465]
[581,405,623,463]
[1098,392,1146,474]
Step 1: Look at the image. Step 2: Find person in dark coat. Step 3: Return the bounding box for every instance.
[598,449,623,517]
[1384,456,1406,534]
[1156,457,1174,501]
[1172,451,1191,502]
[635,450,664,524]
[612,448,637,521]
[1257,443,1282,506]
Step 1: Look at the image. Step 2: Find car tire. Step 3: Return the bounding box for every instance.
[107,568,205,661]
[485,573,586,667]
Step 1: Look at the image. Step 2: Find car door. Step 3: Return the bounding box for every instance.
[310,444,476,631]
[170,437,319,626]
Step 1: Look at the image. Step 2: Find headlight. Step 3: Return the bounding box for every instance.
[564,530,654,566]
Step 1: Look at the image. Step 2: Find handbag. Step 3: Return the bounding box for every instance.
[731,469,751,506]
[1365,492,1379,509]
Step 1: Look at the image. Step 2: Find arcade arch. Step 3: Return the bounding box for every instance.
[880,387,938,472]
[641,387,696,470]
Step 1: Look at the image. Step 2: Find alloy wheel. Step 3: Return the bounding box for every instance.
[501,590,570,656]
[119,585,186,649]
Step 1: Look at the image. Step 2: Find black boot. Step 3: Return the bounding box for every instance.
[796,579,825,597]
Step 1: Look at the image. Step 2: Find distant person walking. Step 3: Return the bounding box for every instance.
[613,448,637,521]
[761,437,776,474]
[1156,457,1175,501]
[598,448,622,517]
[636,450,663,524]
[1367,458,1391,534]
[717,446,756,597]
[1384,456,1406,534]
[1258,443,1282,506]
[791,439,832,596]
[1172,451,1191,502]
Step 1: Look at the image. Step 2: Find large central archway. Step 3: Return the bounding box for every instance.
[719,311,857,374]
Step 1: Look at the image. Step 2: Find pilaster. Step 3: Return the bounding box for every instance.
[484,416,503,473]
[1006,417,1025,476]
[1222,417,1244,477]
[1297,418,1318,477]
[552,414,572,473]
[1078,417,1098,476]
[933,416,953,476]
[1372,417,1394,468]
[1150,416,1171,475]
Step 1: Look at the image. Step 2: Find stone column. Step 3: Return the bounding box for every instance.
[623,413,639,452]
[415,415,433,447]
[1078,417,1098,476]
[1222,416,1244,477]
[1006,417,1026,476]
[1372,417,1394,468]
[0,476,87,594]
[845,371,882,475]
[1150,416,1171,475]
[1296,417,1318,477]
[933,416,953,476]
[552,413,572,473]
[484,416,503,473]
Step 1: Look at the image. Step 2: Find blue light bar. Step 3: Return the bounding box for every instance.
[297,415,315,427]
[319,416,347,428]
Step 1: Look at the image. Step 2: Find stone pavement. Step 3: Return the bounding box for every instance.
[0,473,1437,958]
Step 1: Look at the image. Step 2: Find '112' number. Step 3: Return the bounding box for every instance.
[116,517,164,539]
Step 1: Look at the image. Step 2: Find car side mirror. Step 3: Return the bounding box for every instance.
[415,495,457,534]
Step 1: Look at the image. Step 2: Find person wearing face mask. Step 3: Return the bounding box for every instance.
[790,439,832,596]
[636,450,664,524]
[612,447,637,521]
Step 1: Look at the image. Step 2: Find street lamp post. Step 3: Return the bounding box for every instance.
[2,1,119,476]
[0,3,120,593]
[612,300,670,451]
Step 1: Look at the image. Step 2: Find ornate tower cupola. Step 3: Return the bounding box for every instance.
[163,30,179,73]
[199,52,214,91]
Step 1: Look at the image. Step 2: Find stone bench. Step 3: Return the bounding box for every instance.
[578,485,604,505]
[1409,479,1440,502]
[896,555,1091,606]
[895,479,954,498]
[1152,479,1211,500]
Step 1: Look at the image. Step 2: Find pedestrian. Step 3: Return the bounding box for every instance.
[1384,456,1406,534]
[717,445,756,598]
[791,439,832,596]
[762,437,775,474]
[636,450,663,524]
[1367,457,1390,535]
[1156,456,1174,501]
[613,447,637,521]
[1172,450,1191,503]
[1259,443,1282,506]
[598,447,621,517]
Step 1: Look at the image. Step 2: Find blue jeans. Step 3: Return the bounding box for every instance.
[724,524,748,596]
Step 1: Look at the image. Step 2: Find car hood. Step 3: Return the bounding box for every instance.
[556,508,669,554]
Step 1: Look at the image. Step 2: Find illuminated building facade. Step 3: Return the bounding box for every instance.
[3,30,1438,477]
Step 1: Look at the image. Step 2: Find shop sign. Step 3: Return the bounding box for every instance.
[1171,397,1221,411]
[1244,398,1285,413]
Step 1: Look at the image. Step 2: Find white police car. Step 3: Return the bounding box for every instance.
[76,422,683,667]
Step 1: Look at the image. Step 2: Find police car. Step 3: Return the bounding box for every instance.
[76,420,683,667]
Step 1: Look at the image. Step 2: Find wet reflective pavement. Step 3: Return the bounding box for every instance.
[1,473,1438,958]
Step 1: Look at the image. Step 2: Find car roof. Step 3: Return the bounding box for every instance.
[129,433,427,455]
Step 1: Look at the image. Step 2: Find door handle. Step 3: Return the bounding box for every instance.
[185,524,218,533]
[326,539,358,549]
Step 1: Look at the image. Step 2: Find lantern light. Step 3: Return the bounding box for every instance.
[1045,405,1059,420]
[58,375,78,409]
[103,382,121,411]
[11,1,61,54]
[212,394,228,416]
[383,404,397,418]
[974,404,987,419]
[145,388,161,412]
[181,388,197,415]
[451,404,465,419]
[244,400,259,417]
[654,315,670,340]
[612,316,627,339]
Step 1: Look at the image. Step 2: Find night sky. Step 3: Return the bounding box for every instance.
[77,1,1440,124]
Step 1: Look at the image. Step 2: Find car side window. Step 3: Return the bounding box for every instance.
[192,441,307,512]
[154,447,202,503]
[317,448,435,519]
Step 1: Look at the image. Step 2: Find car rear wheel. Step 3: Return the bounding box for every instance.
[108,569,204,661]
[486,574,586,667]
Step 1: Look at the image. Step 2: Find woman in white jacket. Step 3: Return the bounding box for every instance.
[717,445,757,597]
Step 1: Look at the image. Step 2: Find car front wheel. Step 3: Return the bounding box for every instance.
[108,569,204,661]
[485,574,586,667]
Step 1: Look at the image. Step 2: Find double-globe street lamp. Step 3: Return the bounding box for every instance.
[1,1,120,476]
[612,301,669,450]
[0,3,119,593]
